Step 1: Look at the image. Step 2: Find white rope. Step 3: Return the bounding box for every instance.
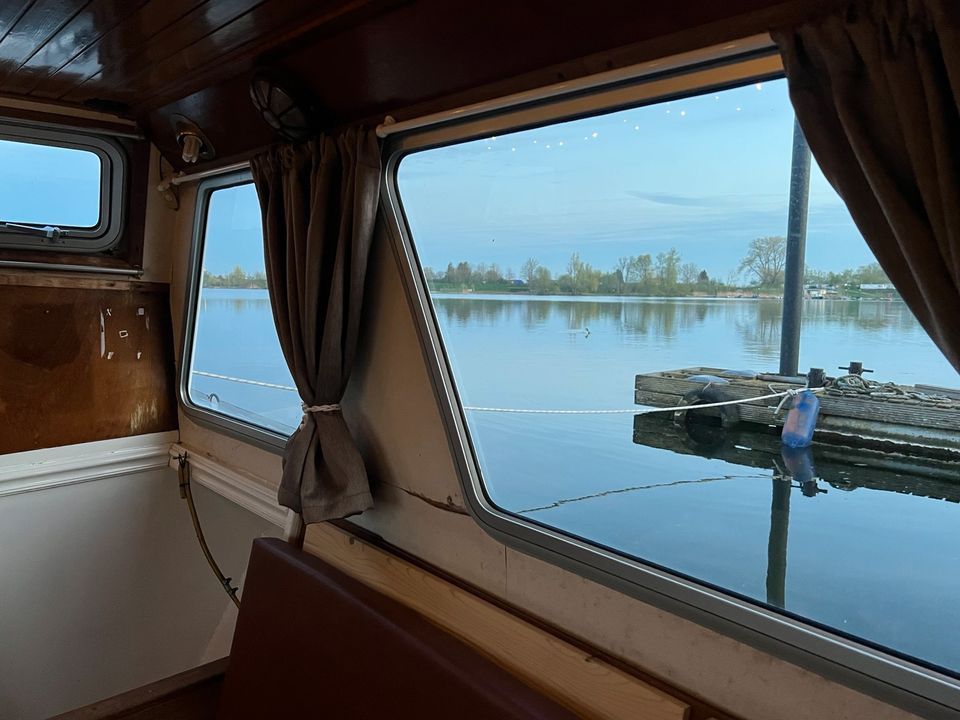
[192,370,297,391]
[464,387,822,415]
[192,368,822,417]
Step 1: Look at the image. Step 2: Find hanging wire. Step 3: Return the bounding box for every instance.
[177,453,240,608]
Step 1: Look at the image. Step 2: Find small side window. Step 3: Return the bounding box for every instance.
[181,174,299,445]
[0,124,125,252]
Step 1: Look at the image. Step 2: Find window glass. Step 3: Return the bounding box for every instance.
[396,78,960,674]
[187,181,299,435]
[0,138,102,228]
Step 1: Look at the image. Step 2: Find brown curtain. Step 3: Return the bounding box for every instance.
[250,127,381,523]
[773,0,960,373]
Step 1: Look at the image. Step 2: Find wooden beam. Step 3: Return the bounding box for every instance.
[304,523,691,720]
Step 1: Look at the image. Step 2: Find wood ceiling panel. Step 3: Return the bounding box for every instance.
[58,0,263,104]
[0,0,88,86]
[0,4,33,43]
[127,0,393,111]
[24,0,205,101]
[0,0,149,95]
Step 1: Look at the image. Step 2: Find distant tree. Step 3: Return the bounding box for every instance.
[697,270,709,284]
[655,248,681,288]
[614,256,631,293]
[530,266,553,294]
[226,265,246,287]
[521,258,541,284]
[855,262,889,285]
[422,266,437,281]
[680,262,700,285]
[739,236,787,287]
[444,262,456,283]
[454,261,472,284]
[627,254,652,284]
[484,263,502,283]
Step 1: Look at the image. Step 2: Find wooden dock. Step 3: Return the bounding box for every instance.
[634,367,960,461]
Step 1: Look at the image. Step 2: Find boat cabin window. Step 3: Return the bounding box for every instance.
[388,68,960,684]
[181,175,298,443]
[0,124,125,252]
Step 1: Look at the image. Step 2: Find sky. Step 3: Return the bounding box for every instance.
[398,77,875,282]
[0,139,102,227]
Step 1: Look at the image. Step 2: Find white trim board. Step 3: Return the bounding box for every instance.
[168,444,288,528]
[0,431,179,498]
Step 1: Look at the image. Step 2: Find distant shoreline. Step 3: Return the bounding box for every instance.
[202,286,900,301]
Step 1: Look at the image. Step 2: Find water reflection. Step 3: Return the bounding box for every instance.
[434,294,928,336]
[632,414,960,612]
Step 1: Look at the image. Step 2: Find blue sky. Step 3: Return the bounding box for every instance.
[0,140,101,227]
[398,78,874,282]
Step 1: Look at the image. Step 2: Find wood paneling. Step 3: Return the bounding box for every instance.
[0,0,841,170]
[0,274,177,454]
[304,522,692,720]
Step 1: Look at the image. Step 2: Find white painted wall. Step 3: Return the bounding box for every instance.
[0,438,278,719]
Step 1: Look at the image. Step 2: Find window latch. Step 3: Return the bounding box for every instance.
[0,222,69,242]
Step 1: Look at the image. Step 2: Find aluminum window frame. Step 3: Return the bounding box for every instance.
[178,170,289,453]
[380,47,960,719]
[0,122,126,252]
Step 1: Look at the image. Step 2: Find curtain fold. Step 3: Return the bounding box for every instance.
[251,127,381,523]
[772,0,960,372]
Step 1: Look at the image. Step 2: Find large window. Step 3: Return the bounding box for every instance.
[388,56,960,713]
[182,175,298,442]
[0,124,125,252]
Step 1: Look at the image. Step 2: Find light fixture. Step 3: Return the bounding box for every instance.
[171,114,215,164]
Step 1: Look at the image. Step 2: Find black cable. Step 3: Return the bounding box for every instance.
[177,453,240,608]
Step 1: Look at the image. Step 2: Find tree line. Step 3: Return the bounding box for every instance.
[203,267,268,289]
[425,237,890,296]
[425,249,718,296]
[203,237,891,296]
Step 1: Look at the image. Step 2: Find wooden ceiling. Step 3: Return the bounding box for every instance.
[0,0,837,169]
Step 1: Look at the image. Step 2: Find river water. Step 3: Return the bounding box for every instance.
[190,289,960,674]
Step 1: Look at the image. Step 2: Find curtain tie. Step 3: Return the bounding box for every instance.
[302,402,342,414]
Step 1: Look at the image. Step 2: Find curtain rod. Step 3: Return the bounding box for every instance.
[170,160,251,186]
[377,34,775,138]
[0,260,141,276]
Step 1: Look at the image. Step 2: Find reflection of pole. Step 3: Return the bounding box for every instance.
[780,118,811,376]
[766,477,790,608]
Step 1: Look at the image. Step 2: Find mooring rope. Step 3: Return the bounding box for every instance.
[192,369,824,416]
[462,387,824,415]
[192,370,298,391]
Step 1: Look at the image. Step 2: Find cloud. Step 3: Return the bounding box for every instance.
[625,190,724,207]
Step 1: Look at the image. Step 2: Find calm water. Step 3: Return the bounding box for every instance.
[191,289,960,674]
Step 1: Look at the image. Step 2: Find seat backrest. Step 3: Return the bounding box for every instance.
[217,538,577,719]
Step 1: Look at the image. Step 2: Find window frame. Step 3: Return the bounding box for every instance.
[380,48,960,719]
[178,170,290,452]
[0,122,126,252]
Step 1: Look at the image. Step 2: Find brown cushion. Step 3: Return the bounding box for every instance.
[216,538,577,720]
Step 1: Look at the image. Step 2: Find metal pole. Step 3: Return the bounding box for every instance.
[779,118,811,376]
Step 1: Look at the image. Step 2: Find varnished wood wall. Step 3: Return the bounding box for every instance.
[0,273,177,454]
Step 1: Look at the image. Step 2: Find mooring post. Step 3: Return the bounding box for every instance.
[780,118,812,377]
[766,475,791,609]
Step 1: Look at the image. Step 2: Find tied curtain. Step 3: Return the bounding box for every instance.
[772,0,960,373]
[251,127,381,523]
